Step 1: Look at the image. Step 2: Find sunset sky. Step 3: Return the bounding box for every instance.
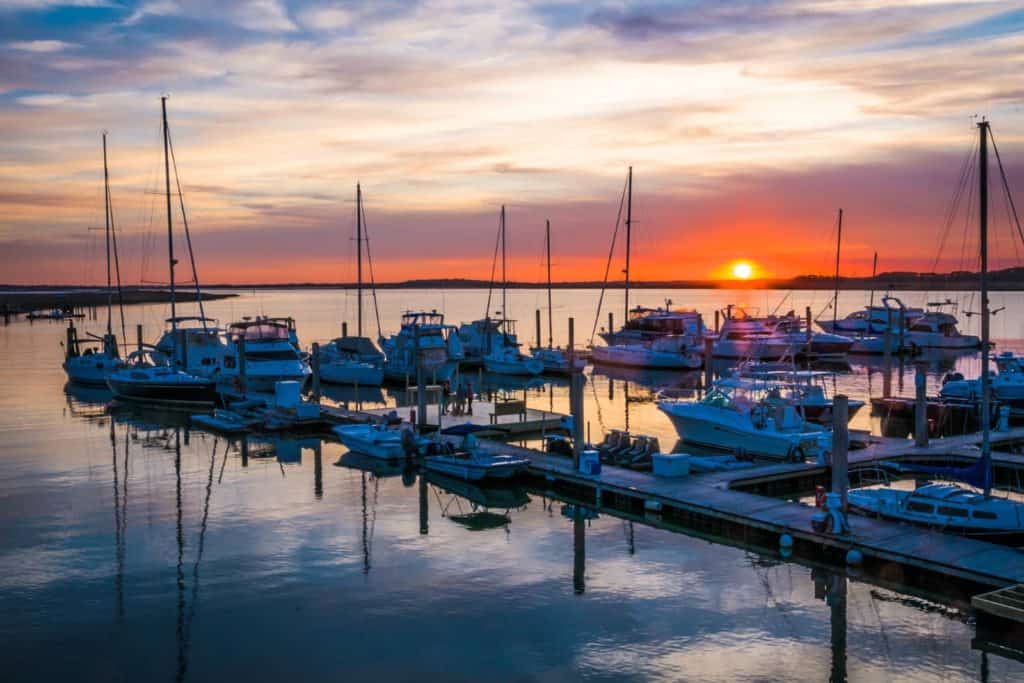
[2,1,1023,285]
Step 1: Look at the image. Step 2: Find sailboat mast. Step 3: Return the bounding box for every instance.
[103,132,112,336]
[356,182,363,338]
[501,204,507,322]
[832,208,843,324]
[979,119,991,496]
[546,219,553,349]
[162,96,176,333]
[624,166,632,322]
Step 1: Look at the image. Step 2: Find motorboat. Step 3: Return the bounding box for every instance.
[107,350,218,407]
[150,316,228,371]
[483,346,544,375]
[735,367,865,424]
[591,335,702,369]
[657,377,831,461]
[820,297,978,350]
[423,445,530,481]
[333,422,422,460]
[224,317,311,392]
[817,299,919,337]
[319,335,385,386]
[380,310,462,382]
[599,301,706,345]
[848,482,1024,544]
[941,351,1024,407]
[904,301,980,349]
[529,346,587,375]
[713,309,852,360]
[458,317,517,367]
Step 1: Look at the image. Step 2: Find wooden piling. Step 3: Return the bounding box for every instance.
[914,362,928,447]
[415,325,426,430]
[342,321,348,338]
[237,336,247,396]
[311,342,321,403]
[419,472,429,535]
[714,309,720,335]
[883,309,893,398]
[832,394,849,511]
[569,317,584,469]
[703,336,714,388]
[535,308,542,350]
[608,311,614,337]
[136,323,143,353]
[573,507,586,594]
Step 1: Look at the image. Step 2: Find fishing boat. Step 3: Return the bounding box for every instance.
[380,310,462,382]
[64,133,127,386]
[333,422,421,460]
[657,377,831,461]
[600,303,707,346]
[821,297,978,350]
[320,183,386,386]
[713,308,852,360]
[941,352,1024,407]
[738,369,865,424]
[106,97,216,407]
[591,335,702,369]
[524,219,588,375]
[848,119,1024,542]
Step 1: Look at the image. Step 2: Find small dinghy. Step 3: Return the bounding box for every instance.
[424,425,530,481]
[333,420,419,460]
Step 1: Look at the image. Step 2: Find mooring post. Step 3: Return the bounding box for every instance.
[419,471,429,535]
[805,306,812,346]
[342,321,348,338]
[832,394,849,512]
[535,308,542,351]
[608,311,614,337]
[914,362,928,447]
[714,309,720,335]
[415,325,426,431]
[65,322,76,361]
[573,506,586,595]
[569,317,584,469]
[237,336,247,396]
[136,323,143,353]
[313,441,323,500]
[703,336,714,389]
[311,342,321,404]
[883,309,893,398]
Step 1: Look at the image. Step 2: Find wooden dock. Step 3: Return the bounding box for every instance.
[468,438,1024,594]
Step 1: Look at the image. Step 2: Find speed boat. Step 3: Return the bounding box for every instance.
[333,422,422,460]
[940,352,1024,407]
[224,317,311,392]
[657,377,831,461]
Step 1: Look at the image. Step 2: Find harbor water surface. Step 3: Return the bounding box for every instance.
[2,288,1023,681]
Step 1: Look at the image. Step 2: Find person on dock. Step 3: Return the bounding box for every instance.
[441,379,451,415]
[466,381,474,415]
[453,381,466,416]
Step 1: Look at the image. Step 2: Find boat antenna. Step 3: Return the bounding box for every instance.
[832,208,843,324]
[162,96,176,337]
[546,219,553,349]
[167,124,207,329]
[356,182,363,337]
[624,165,633,322]
[359,188,383,339]
[979,118,992,497]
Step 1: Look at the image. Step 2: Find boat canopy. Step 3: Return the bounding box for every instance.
[228,319,291,341]
[401,310,445,326]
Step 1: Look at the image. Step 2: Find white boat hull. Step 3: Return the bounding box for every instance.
[333,424,407,459]
[483,356,544,376]
[64,354,122,386]
[591,344,701,369]
[424,454,528,481]
[320,361,384,386]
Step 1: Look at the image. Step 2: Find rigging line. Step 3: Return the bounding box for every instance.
[931,135,978,275]
[167,127,207,328]
[484,209,502,319]
[359,194,384,339]
[589,174,629,345]
[990,130,1024,249]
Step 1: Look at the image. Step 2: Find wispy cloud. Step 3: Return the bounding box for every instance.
[7,39,77,52]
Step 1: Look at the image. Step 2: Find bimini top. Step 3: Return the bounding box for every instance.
[164,315,219,327]
[401,310,445,326]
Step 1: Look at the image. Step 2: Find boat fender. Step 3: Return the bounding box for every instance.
[846,549,863,566]
[779,533,794,549]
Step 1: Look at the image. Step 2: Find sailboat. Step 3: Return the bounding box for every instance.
[107,97,218,407]
[64,132,127,385]
[591,167,704,370]
[480,206,543,376]
[320,183,386,386]
[529,220,586,376]
[848,119,1024,542]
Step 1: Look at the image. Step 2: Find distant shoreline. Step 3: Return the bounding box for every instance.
[0,288,235,313]
[3,268,1023,295]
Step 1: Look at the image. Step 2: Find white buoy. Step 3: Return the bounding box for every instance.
[780,533,794,549]
[846,549,863,566]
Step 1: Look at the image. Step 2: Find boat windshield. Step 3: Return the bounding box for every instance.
[701,389,734,409]
[228,322,290,341]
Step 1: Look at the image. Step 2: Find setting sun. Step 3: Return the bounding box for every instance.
[732,262,753,279]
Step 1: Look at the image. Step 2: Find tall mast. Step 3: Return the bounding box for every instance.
[624,166,632,321]
[103,132,112,336]
[501,204,507,322]
[356,182,363,338]
[979,119,991,496]
[832,208,843,324]
[546,219,553,349]
[162,96,176,333]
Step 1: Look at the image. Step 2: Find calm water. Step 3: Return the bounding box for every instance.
[2,288,1023,681]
